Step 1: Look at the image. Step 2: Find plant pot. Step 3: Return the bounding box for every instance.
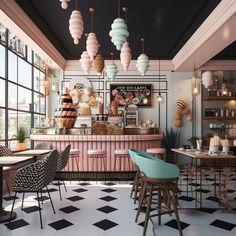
[16,143,27,151]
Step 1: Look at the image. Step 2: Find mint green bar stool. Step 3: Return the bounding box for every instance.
[128,149,160,203]
[135,154,182,236]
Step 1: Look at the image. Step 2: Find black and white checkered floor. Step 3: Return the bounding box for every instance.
[1,177,236,236]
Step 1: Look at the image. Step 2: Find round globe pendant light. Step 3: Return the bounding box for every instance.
[136,38,149,76]
[109,0,129,50]
[86,8,98,61]
[202,71,213,88]
[80,51,92,74]
[59,0,70,9]
[69,1,84,44]
[94,45,105,76]
[106,53,118,81]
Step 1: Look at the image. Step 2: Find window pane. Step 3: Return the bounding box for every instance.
[27,48,32,63]
[18,112,31,135]
[0,79,5,106]
[34,68,40,92]
[8,110,17,139]
[0,109,5,140]
[8,51,17,82]
[8,140,17,150]
[39,71,45,94]
[34,114,40,127]
[18,87,31,111]
[34,92,45,114]
[18,57,31,88]
[8,82,17,109]
[0,45,5,78]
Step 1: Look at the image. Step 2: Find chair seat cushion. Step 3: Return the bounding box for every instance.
[3,166,12,172]
[114,149,129,155]
[146,148,166,155]
[88,149,106,155]
[70,149,80,155]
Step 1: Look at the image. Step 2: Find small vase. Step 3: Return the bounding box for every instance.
[16,143,27,151]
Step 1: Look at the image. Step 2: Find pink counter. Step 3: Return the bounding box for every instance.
[30,134,164,172]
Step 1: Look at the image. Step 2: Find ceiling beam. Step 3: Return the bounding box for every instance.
[0,0,65,69]
[172,0,236,71]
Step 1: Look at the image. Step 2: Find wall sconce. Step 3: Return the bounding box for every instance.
[50,77,59,93]
[192,75,200,96]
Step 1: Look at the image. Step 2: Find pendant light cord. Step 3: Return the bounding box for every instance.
[117,0,120,18]
[158,59,161,94]
[75,0,77,10]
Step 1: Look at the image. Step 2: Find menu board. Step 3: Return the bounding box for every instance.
[110,84,152,107]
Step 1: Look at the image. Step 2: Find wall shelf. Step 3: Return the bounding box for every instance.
[203,96,236,101]
[203,117,236,120]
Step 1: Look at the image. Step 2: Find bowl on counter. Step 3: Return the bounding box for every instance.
[55,116,77,128]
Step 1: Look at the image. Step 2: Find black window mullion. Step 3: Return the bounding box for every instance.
[5,29,8,147]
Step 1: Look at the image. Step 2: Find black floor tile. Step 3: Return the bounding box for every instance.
[3,196,19,201]
[165,219,190,230]
[100,196,117,202]
[41,188,58,193]
[93,219,118,230]
[226,189,235,193]
[97,205,118,214]
[78,182,91,186]
[34,196,50,202]
[134,206,155,212]
[195,188,211,193]
[101,188,117,193]
[205,178,215,181]
[178,196,195,202]
[210,219,236,231]
[48,219,73,230]
[67,196,84,202]
[138,221,145,227]
[73,188,88,193]
[197,208,218,214]
[59,205,80,214]
[22,206,41,214]
[5,219,29,230]
[103,182,116,186]
[188,183,201,187]
[206,196,220,202]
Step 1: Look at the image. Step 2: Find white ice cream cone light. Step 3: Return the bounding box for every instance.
[106,53,118,81]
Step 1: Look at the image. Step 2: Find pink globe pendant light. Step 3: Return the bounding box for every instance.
[86,8,98,61]
[80,51,92,74]
[69,1,83,44]
[202,71,213,88]
[120,42,131,71]
[59,0,70,9]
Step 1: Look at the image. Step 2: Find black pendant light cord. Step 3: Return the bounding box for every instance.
[158,58,161,95]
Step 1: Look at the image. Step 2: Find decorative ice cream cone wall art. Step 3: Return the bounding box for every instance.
[175,99,192,127]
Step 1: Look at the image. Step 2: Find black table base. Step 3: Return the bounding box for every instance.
[0,210,16,223]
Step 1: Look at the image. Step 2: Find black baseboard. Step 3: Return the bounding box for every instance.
[55,171,136,181]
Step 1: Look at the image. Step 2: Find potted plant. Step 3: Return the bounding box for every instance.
[15,127,27,150]
[163,127,181,162]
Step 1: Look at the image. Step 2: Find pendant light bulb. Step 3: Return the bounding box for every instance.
[157,93,164,104]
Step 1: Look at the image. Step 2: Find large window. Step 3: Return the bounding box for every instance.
[0,24,46,148]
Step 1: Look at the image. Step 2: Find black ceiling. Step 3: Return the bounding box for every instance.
[15,0,222,60]
[213,41,236,60]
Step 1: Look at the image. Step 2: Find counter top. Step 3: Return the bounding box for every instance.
[30,133,164,142]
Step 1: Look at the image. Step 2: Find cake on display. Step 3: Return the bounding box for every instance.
[55,87,77,128]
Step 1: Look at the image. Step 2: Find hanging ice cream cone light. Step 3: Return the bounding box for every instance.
[106,53,118,81]
[109,0,129,50]
[59,0,70,9]
[80,49,92,74]
[120,7,132,71]
[136,38,150,76]
[86,8,99,61]
[69,0,84,44]
[94,44,105,76]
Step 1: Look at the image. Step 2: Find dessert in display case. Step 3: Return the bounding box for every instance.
[55,87,77,128]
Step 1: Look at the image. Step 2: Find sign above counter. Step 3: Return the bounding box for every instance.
[110,84,152,107]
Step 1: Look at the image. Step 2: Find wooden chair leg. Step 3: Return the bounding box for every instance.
[130,171,138,198]
[158,189,162,225]
[4,177,11,197]
[134,172,141,204]
[63,181,67,192]
[172,188,183,236]
[21,192,25,209]
[58,180,62,201]
[143,183,153,236]
[135,179,146,222]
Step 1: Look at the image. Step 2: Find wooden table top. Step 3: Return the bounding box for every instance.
[171,148,236,159]
[13,149,51,156]
[0,156,34,166]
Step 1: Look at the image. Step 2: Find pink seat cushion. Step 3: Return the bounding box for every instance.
[70,149,80,155]
[114,149,129,155]
[88,149,106,155]
[146,148,166,155]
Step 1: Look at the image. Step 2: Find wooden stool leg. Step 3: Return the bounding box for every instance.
[135,179,146,222]
[172,188,183,236]
[143,183,153,236]
[130,171,138,198]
